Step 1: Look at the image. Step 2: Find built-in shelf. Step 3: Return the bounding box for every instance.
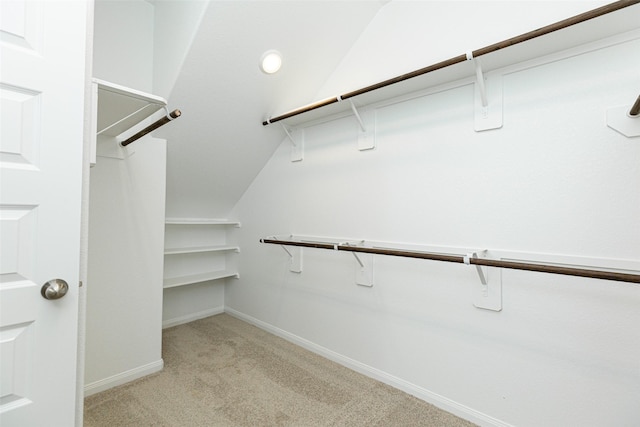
[93,78,167,137]
[163,270,240,289]
[164,245,239,255]
[165,218,241,226]
[90,78,169,164]
[162,218,240,292]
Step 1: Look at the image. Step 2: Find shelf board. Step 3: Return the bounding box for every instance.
[165,218,241,227]
[163,270,239,289]
[94,78,167,137]
[164,245,239,255]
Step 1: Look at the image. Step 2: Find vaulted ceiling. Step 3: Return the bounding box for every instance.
[159,1,387,218]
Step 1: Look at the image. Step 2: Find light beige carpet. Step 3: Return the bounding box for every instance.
[84,314,477,427]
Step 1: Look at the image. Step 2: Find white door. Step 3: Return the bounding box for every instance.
[0,1,89,426]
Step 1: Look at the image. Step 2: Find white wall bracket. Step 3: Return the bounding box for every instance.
[287,245,303,273]
[348,99,367,133]
[465,251,502,311]
[341,98,375,151]
[354,252,374,287]
[282,124,304,162]
[467,53,503,132]
[606,104,640,138]
[473,59,488,108]
[357,108,375,151]
[341,241,374,287]
[464,251,488,285]
[272,236,303,273]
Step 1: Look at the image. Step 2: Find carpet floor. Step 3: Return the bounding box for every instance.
[84,314,477,427]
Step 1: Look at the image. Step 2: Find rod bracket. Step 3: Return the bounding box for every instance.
[286,245,303,273]
[464,251,488,285]
[342,99,375,151]
[281,124,304,161]
[467,53,488,108]
[341,241,373,287]
[466,251,502,312]
[265,236,303,273]
[467,53,503,132]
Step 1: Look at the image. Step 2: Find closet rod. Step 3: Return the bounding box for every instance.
[120,109,181,147]
[259,238,640,284]
[262,0,639,126]
[630,94,640,116]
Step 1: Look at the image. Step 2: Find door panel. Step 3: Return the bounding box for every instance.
[0,85,41,170]
[0,1,88,425]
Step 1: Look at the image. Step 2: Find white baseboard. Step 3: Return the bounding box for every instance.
[162,306,225,329]
[84,359,164,397]
[224,307,510,427]
[83,307,508,425]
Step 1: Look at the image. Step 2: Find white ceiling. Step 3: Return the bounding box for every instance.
[159,1,386,218]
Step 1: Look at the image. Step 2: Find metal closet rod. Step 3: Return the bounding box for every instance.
[259,238,640,284]
[120,109,181,147]
[262,0,640,126]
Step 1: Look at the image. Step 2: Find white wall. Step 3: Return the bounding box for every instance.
[152,0,208,99]
[85,0,166,394]
[227,4,640,426]
[318,1,611,98]
[85,137,166,393]
[92,0,154,92]
[152,0,229,325]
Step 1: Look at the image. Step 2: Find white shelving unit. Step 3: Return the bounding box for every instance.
[163,218,240,289]
[164,245,239,256]
[90,78,168,164]
[94,78,167,137]
[162,218,240,328]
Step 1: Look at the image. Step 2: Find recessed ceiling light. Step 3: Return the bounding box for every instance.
[260,50,282,74]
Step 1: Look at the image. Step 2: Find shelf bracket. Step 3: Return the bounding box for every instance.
[465,251,502,312]
[351,251,365,268]
[271,236,303,273]
[354,101,376,151]
[279,244,293,258]
[339,98,375,151]
[289,246,303,273]
[341,241,373,287]
[261,236,303,272]
[281,123,297,147]
[473,59,488,108]
[348,99,367,132]
[464,251,487,285]
[467,53,503,132]
[606,96,640,138]
[281,123,304,162]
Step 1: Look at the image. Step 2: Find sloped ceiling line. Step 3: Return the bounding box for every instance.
[160,1,385,218]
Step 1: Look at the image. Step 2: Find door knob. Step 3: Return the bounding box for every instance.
[41,279,69,300]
